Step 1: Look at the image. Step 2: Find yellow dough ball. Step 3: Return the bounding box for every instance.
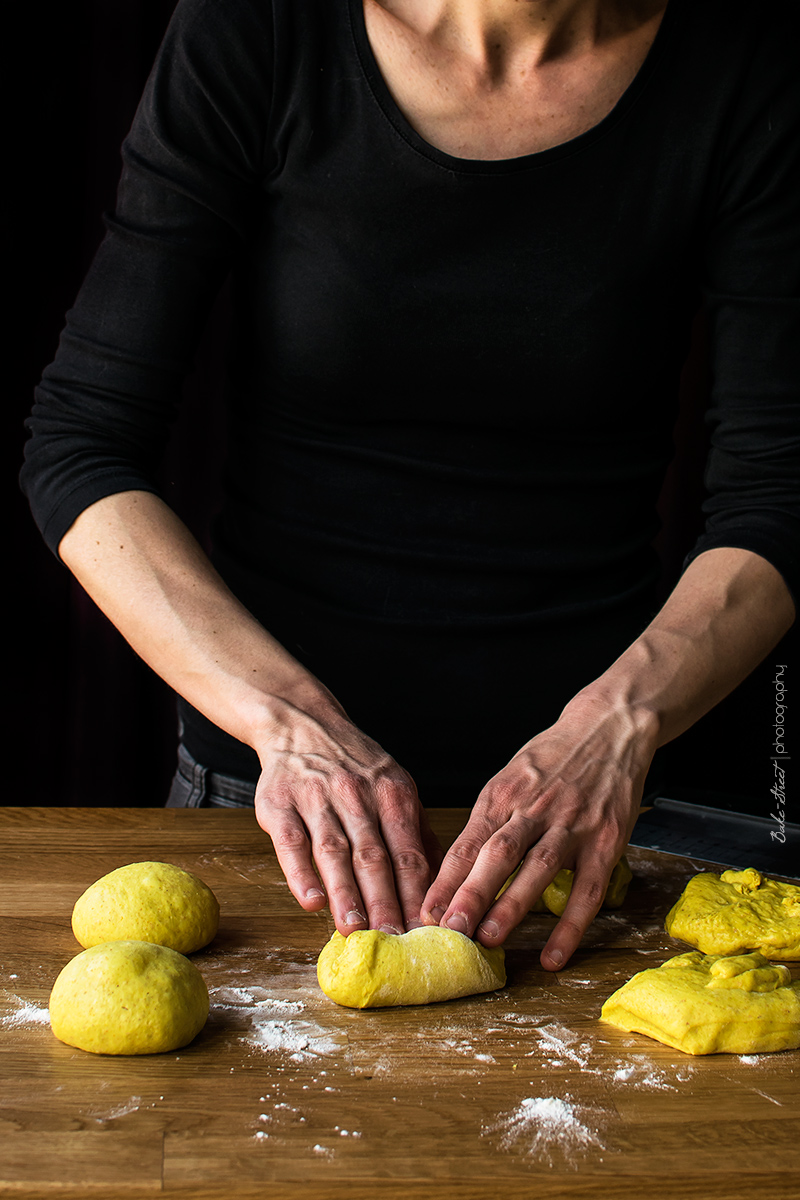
[317,926,506,1008]
[49,940,209,1055]
[665,868,800,960]
[600,950,800,1055]
[541,857,633,916]
[497,856,632,916]
[72,861,219,954]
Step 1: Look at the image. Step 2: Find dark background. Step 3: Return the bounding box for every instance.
[15,0,794,812]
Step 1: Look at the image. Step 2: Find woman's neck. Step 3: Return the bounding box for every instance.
[373,0,665,78]
[364,0,668,159]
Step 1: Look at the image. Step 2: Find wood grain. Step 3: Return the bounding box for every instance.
[1,807,798,1199]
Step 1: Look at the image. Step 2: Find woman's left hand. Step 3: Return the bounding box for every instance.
[421,547,796,970]
[419,688,658,970]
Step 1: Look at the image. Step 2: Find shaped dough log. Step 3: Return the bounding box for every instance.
[317,927,506,1008]
[665,868,800,960]
[600,950,800,1055]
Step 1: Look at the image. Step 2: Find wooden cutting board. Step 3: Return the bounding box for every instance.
[1,806,798,1199]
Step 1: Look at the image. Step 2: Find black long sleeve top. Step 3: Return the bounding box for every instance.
[22,0,800,798]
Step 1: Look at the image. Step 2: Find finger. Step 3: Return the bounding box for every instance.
[419,806,503,926]
[358,775,438,928]
[471,825,575,944]
[420,760,546,926]
[379,816,437,930]
[331,804,406,934]
[440,817,568,938]
[539,860,611,971]
[305,807,377,935]
[256,802,328,912]
[316,772,404,932]
[422,816,542,936]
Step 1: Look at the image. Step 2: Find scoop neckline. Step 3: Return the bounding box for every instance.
[348,0,682,174]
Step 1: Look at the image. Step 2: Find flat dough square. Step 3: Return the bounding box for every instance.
[600,950,800,1055]
[665,868,800,960]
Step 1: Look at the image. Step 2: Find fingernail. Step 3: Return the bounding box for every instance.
[445,913,469,934]
[546,948,564,969]
[430,906,446,923]
[379,924,402,935]
[478,919,500,940]
[305,888,325,902]
[344,909,366,926]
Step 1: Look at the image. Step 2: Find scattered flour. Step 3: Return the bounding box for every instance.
[535,1023,594,1070]
[89,1097,142,1121]
[209,984,342,1062]
[210,986,305,1016]
[243,1008,344,1062]
[484,1096,604,1165]
[611,1058,683,1090]
[1,995,50,1028]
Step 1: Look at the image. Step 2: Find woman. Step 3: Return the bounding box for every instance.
[23,0,798,970]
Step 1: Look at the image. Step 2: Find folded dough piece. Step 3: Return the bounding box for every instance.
[665,868,800,960]
[600,950,800,1055]
[317,926,506,1008]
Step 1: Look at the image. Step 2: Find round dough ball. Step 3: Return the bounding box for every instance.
[540,857,633,916]
[317,926,506,1008]
[497,856,632,916]
[49,940,209,1055]
[72,861,219,954]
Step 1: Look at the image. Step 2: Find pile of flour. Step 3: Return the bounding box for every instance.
[484,1095,604,1164]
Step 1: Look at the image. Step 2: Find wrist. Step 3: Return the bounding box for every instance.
[242,675,347,752]
[561,656,662,756]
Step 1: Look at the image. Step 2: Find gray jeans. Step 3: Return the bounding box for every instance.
[166,743,257,809]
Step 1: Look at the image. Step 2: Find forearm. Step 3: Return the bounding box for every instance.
[569,546,796,751]
[58,490,341,751]
[422,545,795,967]
[60,490,440,935]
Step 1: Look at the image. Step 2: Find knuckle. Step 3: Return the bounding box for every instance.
[453,880,491,911]
[272,824,309,853]
[483,776,520,811]
[495,891,530,926]
[446,837,484,869]
[352,842,391,872]
[392,848,430,876]
[580,876,608,910]
[528,843,563,874]
[565,876,606,917]
[376,772,418,808]
[554,912,586,940]
[258,780,296,810]
[485,828,523,864]
[314,830,351,858]
[331,771,364,806]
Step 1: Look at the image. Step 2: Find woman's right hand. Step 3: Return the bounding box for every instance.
[253,697,443,935]
[58,490,442,934]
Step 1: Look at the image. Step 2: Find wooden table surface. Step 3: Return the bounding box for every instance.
[1,806,798,1200]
